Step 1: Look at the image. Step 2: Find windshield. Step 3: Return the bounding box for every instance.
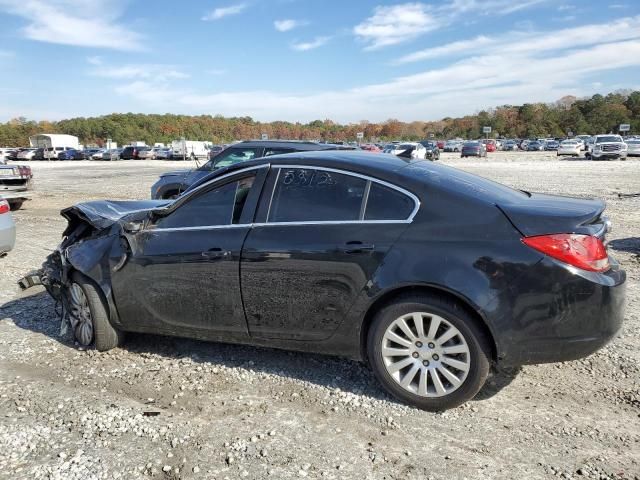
[596,136,622,143]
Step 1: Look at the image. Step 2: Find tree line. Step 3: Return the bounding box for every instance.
[1,90,638,147]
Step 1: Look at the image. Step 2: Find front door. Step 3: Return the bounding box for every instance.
[112,167,266,336]
[240,166,417,341]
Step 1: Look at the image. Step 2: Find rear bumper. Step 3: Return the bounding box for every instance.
[491,257,626,366]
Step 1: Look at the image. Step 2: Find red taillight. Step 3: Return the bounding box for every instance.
[0,200,9,215]
[522,234,609,272]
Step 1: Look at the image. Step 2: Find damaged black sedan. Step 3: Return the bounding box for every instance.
[21,151,625,411]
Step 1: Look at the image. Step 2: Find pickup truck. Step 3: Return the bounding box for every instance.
[0,163,33,210]
[587,135,628,160]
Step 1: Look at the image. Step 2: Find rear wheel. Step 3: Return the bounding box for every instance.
[368,294,491,411]
[8,200,23,211]
[69,272,123,351]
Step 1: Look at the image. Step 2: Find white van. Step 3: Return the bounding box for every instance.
[171,140,209,160]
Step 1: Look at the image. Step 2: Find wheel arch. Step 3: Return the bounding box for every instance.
[359,284,499,364]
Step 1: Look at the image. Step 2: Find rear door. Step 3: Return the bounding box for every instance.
[240,165,418,341]
[112,166,267,336]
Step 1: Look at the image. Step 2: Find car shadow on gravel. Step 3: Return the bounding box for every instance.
[608,237,640,254]
[2,290,517,407]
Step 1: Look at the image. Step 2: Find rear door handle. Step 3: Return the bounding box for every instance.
[201,247,231,259]
[339,241,375,254]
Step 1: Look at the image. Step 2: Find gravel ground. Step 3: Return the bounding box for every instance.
[1,151,639,480]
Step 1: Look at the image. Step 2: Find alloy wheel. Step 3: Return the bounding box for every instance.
[381,312,470,397]
[69,283,94,346]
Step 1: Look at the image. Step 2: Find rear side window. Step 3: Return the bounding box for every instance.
[365,183,414,220]
[157,176,255,229]
[268,168,366,222]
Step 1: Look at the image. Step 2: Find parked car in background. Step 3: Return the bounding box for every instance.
[28,150,625,411]
[101,149,122,161]
[32,148,45,161]
[155,148,174,160]
[137,147,162,160]
[527,141,544,151]
[545,140,560,151]
[0,163,32,209]
[15,148,36,160]
[57,148,83,160]
[121,146,147,160]
[576,135,592,151]
[443,140,463,152]
[44,146,74,160]
[89,149,107,160]
[461,141,487,158]
[588,135,627,161]
[436,140,445,149]
[360,144,382,153]
[388,143,428,160]
[80,148,103,160]
[151,140,338,200]
[625,139,640,157]
[481,139,496,152]
[502,140,518,151]
[0,148,15,162]
[207,145,224,159]
[557,140,582,157]
[0,199,15,255]
[419,141,440,160]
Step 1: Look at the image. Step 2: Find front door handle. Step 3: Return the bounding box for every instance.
[339,241,375,254]
[201,247,231,259]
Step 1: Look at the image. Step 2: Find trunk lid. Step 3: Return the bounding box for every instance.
[498,193,607,238]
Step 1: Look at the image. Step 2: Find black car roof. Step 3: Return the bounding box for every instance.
[186,150,528,206]
[231,140,335,150]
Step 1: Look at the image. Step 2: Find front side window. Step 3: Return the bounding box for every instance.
[268,168,366,222]
[157,175,255,229]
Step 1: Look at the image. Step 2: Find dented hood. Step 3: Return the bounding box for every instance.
[61,199,170,231]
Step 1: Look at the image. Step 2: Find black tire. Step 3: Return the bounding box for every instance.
[163,191,180,200]
[9,200,23,211]
[70,272,123,351]
[367,293,491,411]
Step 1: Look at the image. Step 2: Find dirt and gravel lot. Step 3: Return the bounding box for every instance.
[1,152,639,480]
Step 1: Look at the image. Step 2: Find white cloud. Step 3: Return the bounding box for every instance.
[87,56,103,66]
[354,3,439,50]
[397,15,640,63]
[0,0,144,51]
[108,36,640,123]
[88,60,189,82]
[274,19,307,32]
[201,3,247,21]
[396,35,494,63]
[291,36,330,51]
[354,0,548,50]
[207,68,228,75]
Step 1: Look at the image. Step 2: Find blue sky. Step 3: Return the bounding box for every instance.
[0,0,639,122]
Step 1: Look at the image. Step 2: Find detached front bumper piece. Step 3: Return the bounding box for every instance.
[18,271,43,290]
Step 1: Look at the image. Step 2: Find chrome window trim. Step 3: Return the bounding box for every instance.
[151,164,421,232]
[175,164,269,203]
[266,164,420,224]
[153,219,412,233]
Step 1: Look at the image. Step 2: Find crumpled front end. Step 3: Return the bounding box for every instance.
[18,199,161,334]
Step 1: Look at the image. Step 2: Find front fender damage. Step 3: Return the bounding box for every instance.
[18,223,125,336]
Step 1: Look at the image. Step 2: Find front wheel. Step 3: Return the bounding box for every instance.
[68,272,123,351]
[367,294,491,411]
